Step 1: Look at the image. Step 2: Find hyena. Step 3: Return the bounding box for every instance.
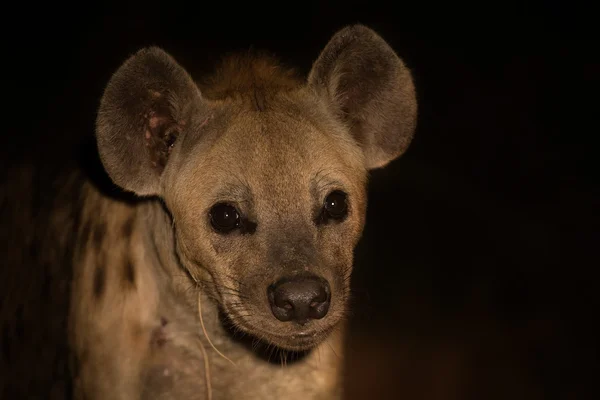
[0,25,417,399]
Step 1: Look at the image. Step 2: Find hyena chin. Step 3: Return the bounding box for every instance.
[3,24,417,400]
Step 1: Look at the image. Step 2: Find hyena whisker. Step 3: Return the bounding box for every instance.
[232,313,254,318]
[227,302,250,308]
[266,343,276,364]
[228,308,254,316]
[251,337,260,353]
[195,279,249,299]
[218,273,246,289]
[326,337,340,360]
[216,292,249,301]
[205,280,244,292]
[196,334,212,400]
[317,343,322,366]
[226,303,251,310]
[228,312,252,319]
[181,282,202,297]
[228,311,253,317]
[197,290,237,367]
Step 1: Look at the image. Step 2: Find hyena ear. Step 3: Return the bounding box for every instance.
[308,25,418,170]
[96,47,205,196]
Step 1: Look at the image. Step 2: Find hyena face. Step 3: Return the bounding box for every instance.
[96,25,417,351]
[165,105,368,350]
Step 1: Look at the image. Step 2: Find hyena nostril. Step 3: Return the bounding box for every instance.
[268,276,331,323]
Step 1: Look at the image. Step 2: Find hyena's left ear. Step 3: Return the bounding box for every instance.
[308,25,418,170]
[96,47,207,197]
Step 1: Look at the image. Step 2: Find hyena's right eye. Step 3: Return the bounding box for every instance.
[209,203,241,233]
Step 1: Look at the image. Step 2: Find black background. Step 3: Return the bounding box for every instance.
[3,1,597,399]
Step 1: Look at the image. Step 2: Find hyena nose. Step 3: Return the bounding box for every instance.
[268,276,331,323]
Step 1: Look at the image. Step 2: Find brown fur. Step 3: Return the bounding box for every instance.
[198,51,301,107]
[1,25,417,399]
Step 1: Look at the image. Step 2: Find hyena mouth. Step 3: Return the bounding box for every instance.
[210,271,343,352]
[218,308,337,356]
[265,326,338,351]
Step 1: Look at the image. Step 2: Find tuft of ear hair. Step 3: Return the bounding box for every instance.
[96,47,205,197]
[308,24,418,170]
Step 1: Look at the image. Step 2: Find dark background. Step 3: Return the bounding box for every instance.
[3,1,597,399]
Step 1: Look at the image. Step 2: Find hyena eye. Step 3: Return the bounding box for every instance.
[323,190,348,221]
[209,203,241,233]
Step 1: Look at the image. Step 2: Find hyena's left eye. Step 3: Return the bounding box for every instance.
[209,203,241,233]
[323,190,348,221]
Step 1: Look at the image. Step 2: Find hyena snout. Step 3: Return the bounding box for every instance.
[267,276,331,324]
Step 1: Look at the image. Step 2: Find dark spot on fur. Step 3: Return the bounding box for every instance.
[151,323,168,348]
[93,265,105,299]
[122,215,135,239]
[161,317,168,326]
[79,219,92,246]
[124,259,136,286]
[93,223,106,249]
[2,324,11,363]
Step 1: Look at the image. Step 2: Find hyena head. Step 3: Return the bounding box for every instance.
[95,25,417,352]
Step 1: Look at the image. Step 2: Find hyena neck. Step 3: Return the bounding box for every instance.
[139,198,224,337]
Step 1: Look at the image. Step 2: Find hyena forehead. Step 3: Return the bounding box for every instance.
[167,92,368,211]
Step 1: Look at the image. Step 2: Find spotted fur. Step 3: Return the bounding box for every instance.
[1,25,417,399]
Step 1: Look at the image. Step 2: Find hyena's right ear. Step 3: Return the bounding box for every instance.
[96,47,206,197]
